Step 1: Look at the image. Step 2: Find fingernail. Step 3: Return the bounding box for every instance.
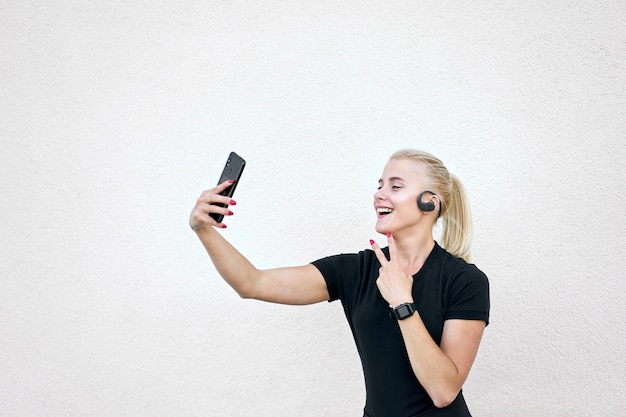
[228,179,235,184]
[228,210,234,216]
[387,232,391,238]
[229,200,237,205]
[369,239,375,246]
[221,224,227,229]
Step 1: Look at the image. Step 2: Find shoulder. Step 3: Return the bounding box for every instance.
[311,249,379,271]
[436,245,488,279]
[310,250,379,302]
[437,248,489,300]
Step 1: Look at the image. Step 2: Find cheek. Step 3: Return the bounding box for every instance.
[396,195,419,215]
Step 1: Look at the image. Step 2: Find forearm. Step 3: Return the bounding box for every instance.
[398,315,464,408]
[195,225,260,298]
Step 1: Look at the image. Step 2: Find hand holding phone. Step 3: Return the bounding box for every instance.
[209,152,246,223]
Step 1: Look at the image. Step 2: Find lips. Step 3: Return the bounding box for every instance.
[376,207,394,217]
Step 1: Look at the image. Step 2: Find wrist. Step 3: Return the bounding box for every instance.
[389,302,417,320]
[389,298,414,309]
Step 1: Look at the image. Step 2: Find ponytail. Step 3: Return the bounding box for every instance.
[440,174,473,262]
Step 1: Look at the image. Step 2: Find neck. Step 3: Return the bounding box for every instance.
[390,228,435,276]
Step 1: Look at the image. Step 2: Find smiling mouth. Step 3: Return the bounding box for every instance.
[376,208,394,217]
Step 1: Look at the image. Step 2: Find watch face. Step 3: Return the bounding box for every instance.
[390,303,416,320]
[396,304,412,318]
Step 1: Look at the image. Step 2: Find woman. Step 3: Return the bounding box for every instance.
[189,149,490,416]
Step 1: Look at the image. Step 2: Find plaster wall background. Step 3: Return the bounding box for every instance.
[1,1,625,416]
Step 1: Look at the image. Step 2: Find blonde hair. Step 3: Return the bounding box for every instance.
[390,149,473,262]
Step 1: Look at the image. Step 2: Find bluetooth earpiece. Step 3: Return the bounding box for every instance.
[417,190,437,212]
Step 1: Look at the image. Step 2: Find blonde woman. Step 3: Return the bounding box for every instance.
[190,150,490,417]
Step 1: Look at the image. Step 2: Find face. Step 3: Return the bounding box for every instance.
[373,159,431,235]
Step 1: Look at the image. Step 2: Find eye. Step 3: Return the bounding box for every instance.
[376,184,402,190]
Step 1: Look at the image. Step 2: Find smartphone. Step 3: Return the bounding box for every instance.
[210,152,246,223]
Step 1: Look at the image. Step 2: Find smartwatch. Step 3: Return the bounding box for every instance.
[389,302,417,320]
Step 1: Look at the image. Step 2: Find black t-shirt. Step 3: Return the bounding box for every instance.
[311,243,490,417]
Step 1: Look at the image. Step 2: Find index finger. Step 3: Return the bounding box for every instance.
[369,239,389,266]
[215,179,236,193]
[386,232,398,263]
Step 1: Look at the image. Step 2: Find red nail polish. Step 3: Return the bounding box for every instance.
[229,200,237,205]
[221,224,227,229]
[387,232,391,238]
[370,239,375,246]
[228,179,235,184]
[228,210,234,216]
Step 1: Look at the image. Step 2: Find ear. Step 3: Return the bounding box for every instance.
[430,194,442,218]
[430,194,440,211]
[417,190,438,212]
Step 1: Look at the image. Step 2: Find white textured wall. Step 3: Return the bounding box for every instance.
[1,2,625,416]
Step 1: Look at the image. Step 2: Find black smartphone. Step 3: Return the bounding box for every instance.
[210,152,246,223]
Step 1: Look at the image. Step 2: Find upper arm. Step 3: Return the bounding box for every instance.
[250,264,330,305]
[439,319,486,385]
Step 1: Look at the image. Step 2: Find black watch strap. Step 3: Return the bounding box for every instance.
[389,302,417,320]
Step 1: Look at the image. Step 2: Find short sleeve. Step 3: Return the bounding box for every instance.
[311,253,365,303]
[444,265,490,326]
[311,255,344,302]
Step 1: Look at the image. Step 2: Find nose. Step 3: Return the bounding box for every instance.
[374,188,386,201]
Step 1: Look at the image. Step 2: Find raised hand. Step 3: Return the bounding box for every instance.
[370,233,414,308]
[189,179,237,232]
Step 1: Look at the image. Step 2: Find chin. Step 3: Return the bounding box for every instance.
[374,223,390,235]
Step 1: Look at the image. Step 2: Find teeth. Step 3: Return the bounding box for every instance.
[377,208,394,214]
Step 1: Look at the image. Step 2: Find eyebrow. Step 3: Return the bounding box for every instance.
[378,176,405,184]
